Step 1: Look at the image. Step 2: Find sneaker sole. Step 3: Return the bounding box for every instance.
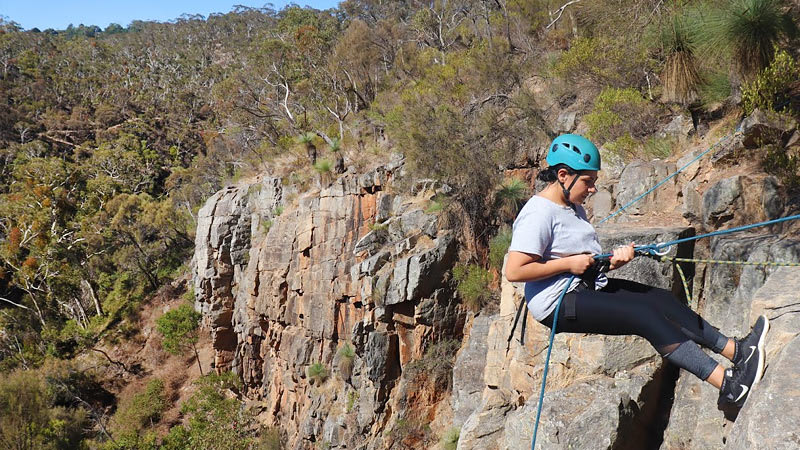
[752,315,769,388]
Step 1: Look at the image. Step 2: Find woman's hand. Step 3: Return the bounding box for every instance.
[565,253,595,275]
[609,243,635,270]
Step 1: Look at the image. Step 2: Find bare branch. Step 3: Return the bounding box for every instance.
[546,0,581,29]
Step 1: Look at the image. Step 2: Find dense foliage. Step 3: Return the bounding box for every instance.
[0,0,797,445]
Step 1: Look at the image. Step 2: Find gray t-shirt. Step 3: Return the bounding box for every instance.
[509,196,607,320]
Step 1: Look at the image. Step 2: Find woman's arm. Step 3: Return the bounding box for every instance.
[505,251,595,283]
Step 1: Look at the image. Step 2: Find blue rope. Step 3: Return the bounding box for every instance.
[531,275,574,450]
[597,130,741,225]
[632,213,800,257]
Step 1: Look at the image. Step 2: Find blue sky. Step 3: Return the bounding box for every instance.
[0,1,342,31]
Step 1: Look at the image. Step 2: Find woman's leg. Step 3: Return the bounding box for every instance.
[602,278,734,359]
[540,285,721,384]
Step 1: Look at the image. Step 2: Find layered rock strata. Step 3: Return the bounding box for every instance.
[193,163,464,449]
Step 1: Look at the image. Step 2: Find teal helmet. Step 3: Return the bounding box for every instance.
[546,134,601,171]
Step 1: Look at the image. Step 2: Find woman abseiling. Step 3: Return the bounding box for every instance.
[505,134,769,407]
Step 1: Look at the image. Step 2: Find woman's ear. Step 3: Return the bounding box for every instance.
[556,168,570,182]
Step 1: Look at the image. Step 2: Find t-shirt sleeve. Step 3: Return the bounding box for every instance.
[508,207,552,257]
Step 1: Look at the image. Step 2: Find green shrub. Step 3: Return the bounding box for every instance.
[163,372,259,450]
[156,303,204,374]
[742,48,800,116]
[762,145,800,190]
[488,227,513,271]
[585,87,662,159]
[313,159,332,174]
[405,339,460,393]
[495,178,529,220]
[0,369,88,449]
[642,135,676,159]
[307,362,328,385]
[337,343,355,380]
[108,378,167,447]
[452,264,492,310]
[551,36,649,87]
[698,71,731,107]
[441,427,460,450]
[346,390,359,413]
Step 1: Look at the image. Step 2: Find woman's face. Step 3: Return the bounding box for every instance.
[559,169,598,204]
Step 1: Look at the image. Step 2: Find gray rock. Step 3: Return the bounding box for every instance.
[506,367,659,450]
[677,148,706,182]
[615,160,677,216]
[726,267,800,449]
[452,315,493,427]
[375,192,394,222]
[711,132,745,164]
[739,108,797,149]
[682,181,702,221]
[364,332,399,384]
[662,114,693,138]
[702,176,742,227]
[761,176,783,220]
[555,110,577,132]
[589,189,614,221]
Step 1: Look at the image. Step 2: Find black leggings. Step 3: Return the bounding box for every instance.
[540,278,729,380]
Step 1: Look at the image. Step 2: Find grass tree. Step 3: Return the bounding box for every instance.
[698,0,798,95]
[313,159,333,186]
[658,14,701,105]
[156,303,203,375]
[495,177,529,221]
[329,137,345,174]
[298,132,317,165]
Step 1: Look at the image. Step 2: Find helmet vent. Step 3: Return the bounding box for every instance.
[584,154,591,163]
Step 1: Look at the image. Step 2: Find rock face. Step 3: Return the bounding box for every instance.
[660,236,800,450]
[193,161,465,449]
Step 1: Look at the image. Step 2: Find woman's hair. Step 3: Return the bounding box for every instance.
[537,163,577,183]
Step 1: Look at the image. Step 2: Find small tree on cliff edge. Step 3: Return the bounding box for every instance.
[156,303,204,375]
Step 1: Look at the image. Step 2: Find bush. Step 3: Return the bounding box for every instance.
[452,264,492,310]
[405,339,460,393]
[762,145,800,190]
[110,379,167,434]
[307,362,328,385]
[551,36,647,87]
[585,87,662,159]
[495,178,529,220]
[488,227,513,271]
[441,427,460,450]
[742,48,800,116]
[163,372,258,450]
[0,369,88,449]
[337,343,355,380]
[156,303,203,374]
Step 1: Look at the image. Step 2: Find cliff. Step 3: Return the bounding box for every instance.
[192,110,800,449]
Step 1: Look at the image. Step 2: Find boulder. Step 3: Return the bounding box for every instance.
[614,160,678,216]
[702,176,743,228]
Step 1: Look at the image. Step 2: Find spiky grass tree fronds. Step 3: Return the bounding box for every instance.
[495,177,529,220]
[297,132,315,145]
[659,15,702,104]
[694,0,797,84]
[725,0,797,82]
[298,132,317,165]
[328,137,341,152]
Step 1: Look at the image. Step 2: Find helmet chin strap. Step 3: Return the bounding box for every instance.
[558,174,580,209]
